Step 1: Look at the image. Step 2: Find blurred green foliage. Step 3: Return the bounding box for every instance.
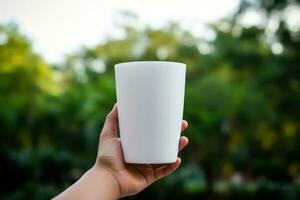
[1,0,300,199]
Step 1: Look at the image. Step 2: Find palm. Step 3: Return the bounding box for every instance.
[97,105,188,197]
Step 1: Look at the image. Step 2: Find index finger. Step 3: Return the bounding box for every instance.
[181,120,188,131]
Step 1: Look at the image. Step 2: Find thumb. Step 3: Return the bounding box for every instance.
[100,103,119,141]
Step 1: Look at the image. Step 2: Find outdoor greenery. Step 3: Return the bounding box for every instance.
[0,0,300,199]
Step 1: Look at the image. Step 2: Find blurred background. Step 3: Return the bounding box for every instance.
[0,0,300,199]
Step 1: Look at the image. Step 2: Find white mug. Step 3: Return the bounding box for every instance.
[115,61,186,164]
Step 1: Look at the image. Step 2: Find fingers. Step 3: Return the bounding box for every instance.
[154,158,181,180]
[179,120,189,152]
[178,136,189,152]
[152,136,188,169]
[181,120,188,131]
[154,122,187,178]
[100,104,119,140]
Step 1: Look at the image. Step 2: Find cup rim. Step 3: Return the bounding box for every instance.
[115,61,186,68]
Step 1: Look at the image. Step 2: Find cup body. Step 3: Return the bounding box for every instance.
[115,61,186,164]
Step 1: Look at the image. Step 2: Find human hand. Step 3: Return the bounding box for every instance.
[94,104,189,198]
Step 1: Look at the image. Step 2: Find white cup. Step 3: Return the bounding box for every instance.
[115,61,186,164]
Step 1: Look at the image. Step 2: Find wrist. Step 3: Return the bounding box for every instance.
[54,166,120,200]
[90,165,121,199]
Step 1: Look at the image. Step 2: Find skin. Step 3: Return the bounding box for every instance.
[54,104,189,199]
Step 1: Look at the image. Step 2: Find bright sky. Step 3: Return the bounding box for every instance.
[0,0,239,63]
